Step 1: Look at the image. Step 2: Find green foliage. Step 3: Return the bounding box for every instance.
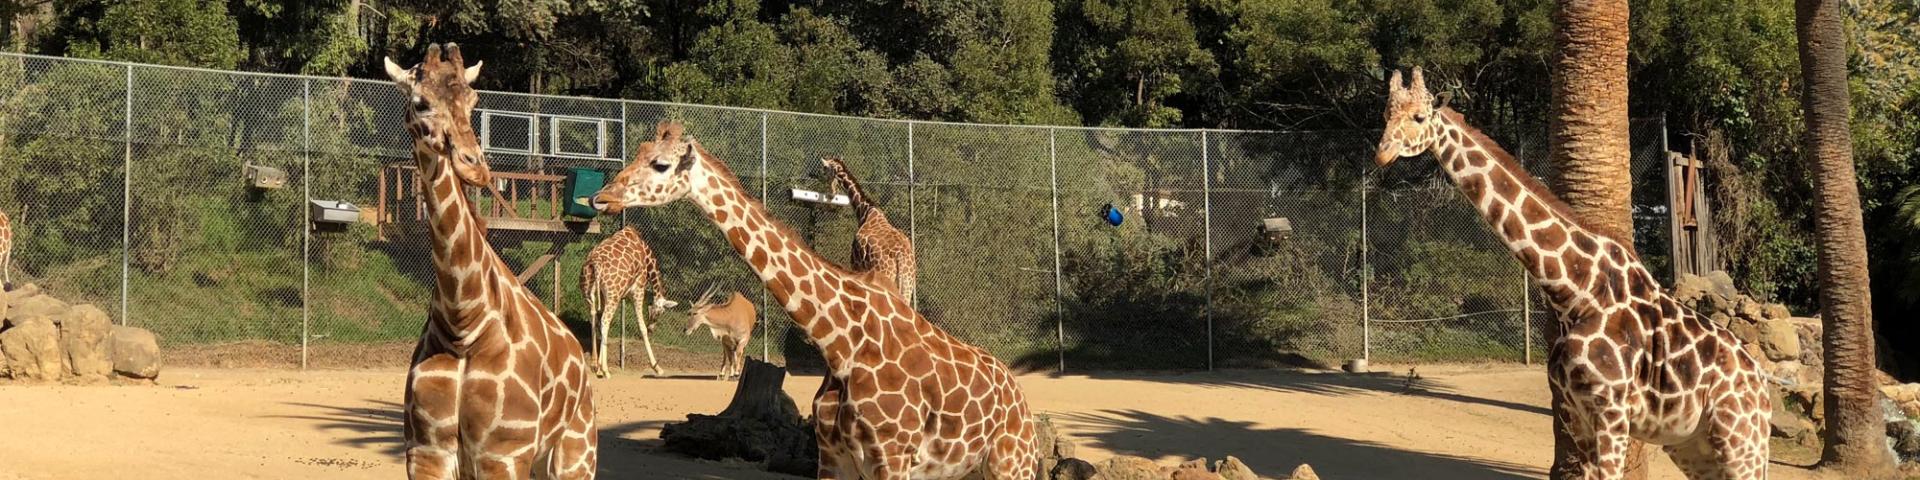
[76,0,242,69]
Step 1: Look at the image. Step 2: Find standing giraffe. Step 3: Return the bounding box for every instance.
[0,206,15,289]
[1376,68,1770,479]
[592,123,1038,480]
[819,156,917,303]
[580,225,677,377]
[383,44,596,480]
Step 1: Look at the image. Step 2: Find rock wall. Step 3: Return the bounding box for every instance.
[0,283,161,382]
[1674,272,1919,466]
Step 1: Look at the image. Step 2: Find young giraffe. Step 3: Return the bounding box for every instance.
[0,206,14,289]
[580,225,677,377]
[1376,68,1770,479]
[383,44,596,480]
[820,156,916,303]
[592,123,1039,480]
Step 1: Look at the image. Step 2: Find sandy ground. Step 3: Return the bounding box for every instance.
[0,364,1832,480]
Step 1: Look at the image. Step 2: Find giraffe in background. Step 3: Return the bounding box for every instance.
[580,225,677,377]
[820,156,916,303]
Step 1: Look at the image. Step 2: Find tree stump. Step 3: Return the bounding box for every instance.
[660,357,817,476]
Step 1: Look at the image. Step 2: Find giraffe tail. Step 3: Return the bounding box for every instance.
[646,263,674,313]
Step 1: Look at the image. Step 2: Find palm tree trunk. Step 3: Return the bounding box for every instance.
[1548,0,1647,478]
[1796,0,1894,476]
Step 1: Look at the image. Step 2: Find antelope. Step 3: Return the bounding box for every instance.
[683,284,757,381]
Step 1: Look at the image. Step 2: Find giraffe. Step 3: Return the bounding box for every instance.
[580,225,678,378]
[592,122,1039,480]
[819,156,917,304]
[382,44,596,480]
[0,205,15,289]
[1375,68,1771,479]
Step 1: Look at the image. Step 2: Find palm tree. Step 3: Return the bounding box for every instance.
[1548,0,1646,477]
[1796,0,1895,476]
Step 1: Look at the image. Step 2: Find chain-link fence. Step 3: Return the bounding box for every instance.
[0,52,1673,372]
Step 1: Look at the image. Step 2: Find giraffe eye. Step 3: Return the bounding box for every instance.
[651,160,671,173]
[1413,112,1428,123]
[412,102,430,113]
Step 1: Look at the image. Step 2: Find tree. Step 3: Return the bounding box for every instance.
[1796,0,1896,475]
[1546,0,1644,478]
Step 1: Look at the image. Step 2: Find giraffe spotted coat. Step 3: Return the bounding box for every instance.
[593,123,1038,480]
[580,225,673,377]
[820,156,916,302]
[1377,68,1770,480]
[385,44,597,480]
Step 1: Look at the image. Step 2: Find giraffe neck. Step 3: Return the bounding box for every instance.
[416,149,502,347]
[830,167,876,223]
[692,149,864,370]
[1425,108,1646,316]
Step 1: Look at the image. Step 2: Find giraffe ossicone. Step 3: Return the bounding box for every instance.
[385,43,598,480]
[1377,67,1772,480]
[593,122,1041,480]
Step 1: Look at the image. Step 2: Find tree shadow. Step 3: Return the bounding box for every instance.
[270,400,406,459]
[1054,408,1541,479]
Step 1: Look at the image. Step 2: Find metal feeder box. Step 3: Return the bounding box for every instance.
[310,199,361,225]
[1260,217,1293,244]
[245,162,289,190]
[563,167,606,219]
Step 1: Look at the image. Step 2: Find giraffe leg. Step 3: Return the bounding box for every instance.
[633,292,665,377]
[1588,404,1636,480]
[985,425,1041,480]
[592,295,614,378]
[1668,384,1772,480]
[815,376,854,480]
[405,354,463,480]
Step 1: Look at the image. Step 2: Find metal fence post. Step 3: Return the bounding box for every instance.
[906,121,916,310]
[1201,130,1213,371]
[760,112,771,362]
[1048,128,1063,374]
[301,78,312,370]
[1360,171,1370,363]
[121,64,131,327]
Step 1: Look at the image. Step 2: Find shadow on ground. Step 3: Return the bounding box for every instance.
[1055,408,1541,479]
[1036,368,1551,417]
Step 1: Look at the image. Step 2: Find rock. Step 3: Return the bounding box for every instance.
[1736,298,1765,322]
[1168,459,1220,480]
[1094,455,1163,480]
[107,325,161,379]
[1703,271,1738,297]
[1890,419,1920,463]
[1214,456,1258,480]
[1772,361,1804,387]
[2,282,39,302]
[1035,415,1060,459]
[1726,319,1760,347]
[1770,405,1813,440]
[59,304,113,377]
[1052,458,1097,480]
[1056,437,1077,459]
[1289,464,1321,480]
[1673,273,1715,305]
[0,317,63,380]
[1702,293,1736,317]
[1757,320,1802,362]
[1884,384,1920,420]
[1762,303,1791,320]
[5,294,67,327]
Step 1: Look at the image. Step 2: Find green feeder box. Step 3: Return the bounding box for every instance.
[563,167,607,219]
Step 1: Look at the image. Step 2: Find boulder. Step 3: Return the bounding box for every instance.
[1725,320,1760,349]
[1288,464,1321,480]
[0,317,62,380]
[1,282,40,303]
[59,304,113,377]
[1672,273,1715,305]
[1756,319,1802,362]
[1702,293,1736,317]
[1214,456,1259,480]
[1168,459,1220,480]
[1884,384,1920,420]
[1703,271,1738,297]
[1890,419,1920,463]
[107,325,161,379]
[1094,455,1163,480]
[1052,458,1097,480]
[1736,298,1765,322]
[1056,436,1078,459]
[1790,318,1824,367]
[1762,303,1791,320]
[5,294,67,327]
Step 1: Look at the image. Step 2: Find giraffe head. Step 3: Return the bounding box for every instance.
[383,43,492,187]
[1375,67,1441,167]
[592,121,700,214]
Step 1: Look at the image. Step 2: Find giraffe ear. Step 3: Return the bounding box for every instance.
[463,60,484,85]
[382,57,414,87]
[1387,69,1402,93]
[675,143,698,174]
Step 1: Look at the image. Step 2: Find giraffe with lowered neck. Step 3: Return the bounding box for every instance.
[580,225,677,378]
[820,156,916,303]
[383,44,597,480]
[1376,68,1770,479]
[592,122,1039,480]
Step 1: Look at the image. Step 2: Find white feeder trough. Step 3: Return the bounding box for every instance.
[789,188,851,207]
[310,199,362,225]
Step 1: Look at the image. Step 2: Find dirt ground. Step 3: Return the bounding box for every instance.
[0,363,1831,480]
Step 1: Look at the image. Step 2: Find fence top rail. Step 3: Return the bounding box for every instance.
[0,51,1303,136]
